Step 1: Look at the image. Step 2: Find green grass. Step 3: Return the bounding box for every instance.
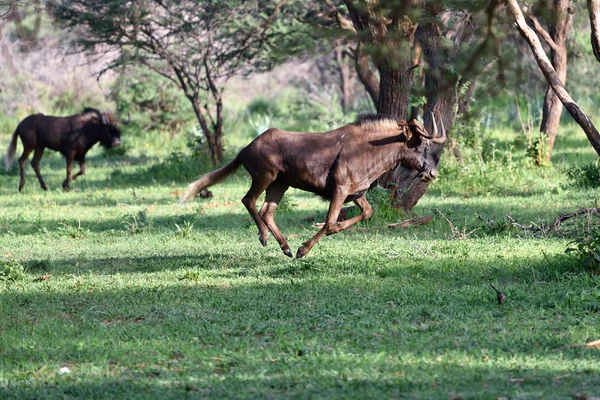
[0,124,599,399]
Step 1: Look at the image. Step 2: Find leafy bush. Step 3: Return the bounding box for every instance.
[0,260,26,282]
[365,185,405,223]
[566,227,600,273]
[565,161,600,188]
[113,66,194,137]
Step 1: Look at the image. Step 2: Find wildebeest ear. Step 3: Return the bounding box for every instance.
[398,121,412,141]
[101,113,110,125]
[408,119,428,137]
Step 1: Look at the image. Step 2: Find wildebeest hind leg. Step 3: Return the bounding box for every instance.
[17,148,33,192]
[259,183,291,257]
[31,148,48,191]
[326,195,372,235]
[242,177,275,247]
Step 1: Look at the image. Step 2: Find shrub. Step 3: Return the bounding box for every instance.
[566,227,600,273]
[565,161,600,188]
[0,260,26,282]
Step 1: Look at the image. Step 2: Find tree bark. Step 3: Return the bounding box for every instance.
[377,56,414,117]
[334,46,357,112]
[352,43,379,106]
[532,0,572,159]
[391,20,460,212]
[507,0,600,157]
[588,0,600,62]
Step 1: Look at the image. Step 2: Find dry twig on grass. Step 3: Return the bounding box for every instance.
[387,216,432,229]
[436,209,478,239]
[507,208,600,237]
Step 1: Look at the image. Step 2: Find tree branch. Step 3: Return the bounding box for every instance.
[526,11,558,51]
[507,0,600,157]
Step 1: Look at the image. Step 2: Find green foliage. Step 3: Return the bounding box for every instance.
[365,185,405,223]
[566,227,600,273]
[113,67,194,137]
[448,114,497,163]
[565,160,600,188]
[0,260,26,282]
[526,134,551,167]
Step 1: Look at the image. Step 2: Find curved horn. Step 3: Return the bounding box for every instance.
[431,118,447,144]
[417,112,439,139]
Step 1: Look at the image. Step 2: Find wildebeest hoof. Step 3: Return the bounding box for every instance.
[62,184,70,192]
[282,248,293,258]
[259,237,267,247]
[296,246,309,259]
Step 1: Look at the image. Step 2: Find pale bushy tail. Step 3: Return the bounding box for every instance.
[5,130,18,171]
[180,155,242,204]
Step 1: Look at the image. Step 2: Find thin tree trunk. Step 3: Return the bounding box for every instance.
[191,97,220,165]
[535,0,571,159]
[588,0,600,62]
[507,0,600,156]
[335,46,356,112]
[352,43,379,106]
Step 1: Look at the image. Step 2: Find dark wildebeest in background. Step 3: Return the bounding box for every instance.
[180,113,446,258]
[5,108,128,191]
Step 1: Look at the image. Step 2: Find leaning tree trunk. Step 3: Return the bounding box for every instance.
[507,0,600,156]
[588,0,600,62]
[537,0,572,159]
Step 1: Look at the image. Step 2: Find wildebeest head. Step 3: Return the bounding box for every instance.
[83,108,128,149]
[406,115,447,183]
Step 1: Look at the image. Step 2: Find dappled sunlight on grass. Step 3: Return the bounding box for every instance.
[1,124,600,398]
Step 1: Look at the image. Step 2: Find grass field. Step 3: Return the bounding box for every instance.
[1,124,599,399]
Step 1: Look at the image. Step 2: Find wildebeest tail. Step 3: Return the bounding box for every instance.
[5,130,18,171]
[180,155,242,204]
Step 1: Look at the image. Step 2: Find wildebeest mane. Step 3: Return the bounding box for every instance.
[353,113,407,132]
[82,107,102,117]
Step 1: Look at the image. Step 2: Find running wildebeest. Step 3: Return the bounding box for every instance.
[4,107,128,191]
[181,113,446,258]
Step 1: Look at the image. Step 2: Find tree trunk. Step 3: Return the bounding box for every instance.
[376,56,414,117]
[335,46,357,113]
[537,0,572,159]
[507,0,600,157]
[391,21,458,212]
[190,97,222,165]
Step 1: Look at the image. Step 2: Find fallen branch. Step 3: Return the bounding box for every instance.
[387,216,432,229]
[507,208,600,237]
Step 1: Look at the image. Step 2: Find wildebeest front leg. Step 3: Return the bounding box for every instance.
[72,158,86,180]
[326,195,373,235]
[31,148,48,191]
[259,183,292,257]
[17,148,33,192]
[63,154,75,191]
[296,188,348,258]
